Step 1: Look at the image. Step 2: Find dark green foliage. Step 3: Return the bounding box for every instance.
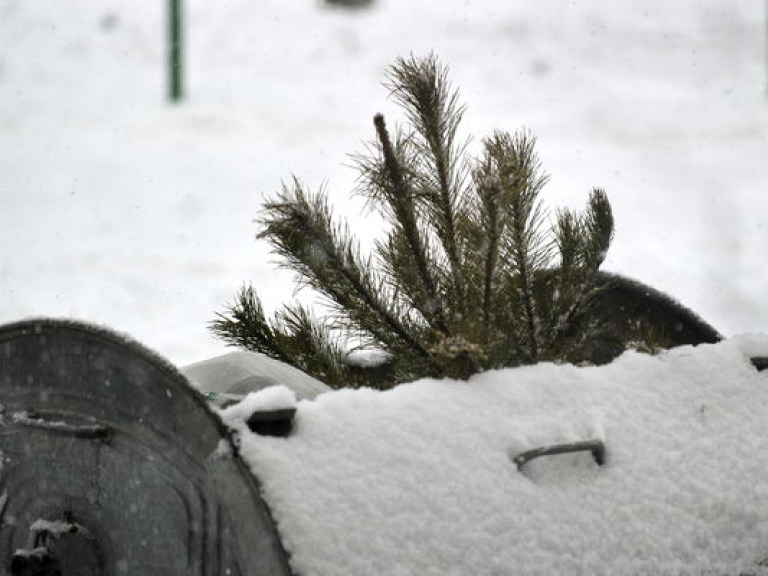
[211,283,352,386]
[211,54,615,388]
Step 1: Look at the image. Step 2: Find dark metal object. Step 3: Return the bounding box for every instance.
[168,0,183,101]
[751,357,768,372]
[10,547,57,576]
[572,272,722,366]
[247,408,297,437]
[10,513,82,576]
[323,0,375,8]
[513,439,606,471]
[0,319,291,576]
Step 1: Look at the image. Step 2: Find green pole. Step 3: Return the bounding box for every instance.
[168,0,183,102]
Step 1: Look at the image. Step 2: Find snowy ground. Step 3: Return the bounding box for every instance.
[224,337,768,575]
[0,0,766,365]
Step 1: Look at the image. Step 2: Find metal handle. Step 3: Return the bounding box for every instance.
[513,439,606,470]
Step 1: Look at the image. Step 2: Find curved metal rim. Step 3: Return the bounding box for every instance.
[0,317,235,451]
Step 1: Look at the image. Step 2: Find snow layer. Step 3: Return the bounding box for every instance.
[345,349,392,369]
[182,351,330,401]
[220,385,297,427]
[230,338,768,575]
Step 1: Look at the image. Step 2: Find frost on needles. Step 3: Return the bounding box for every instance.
[210,54,614,389]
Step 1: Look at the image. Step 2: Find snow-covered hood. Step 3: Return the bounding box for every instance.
[226,336,768,576]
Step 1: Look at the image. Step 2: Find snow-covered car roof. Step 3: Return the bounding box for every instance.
[181,350,330,406]
[224,336,768,576]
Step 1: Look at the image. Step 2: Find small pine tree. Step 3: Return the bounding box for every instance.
[210,54,614,389]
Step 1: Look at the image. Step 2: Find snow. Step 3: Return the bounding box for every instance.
[181,351,330,402]
[1,1,766,365]
[10,409,109,439]
[225,338,768,575]
[29,518,84,538]
[345,348,392,369]
[220,385,297,428]
[9,548,48,561]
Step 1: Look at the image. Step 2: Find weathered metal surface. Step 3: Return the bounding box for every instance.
[247,408,297,438]
[0,319,292,576]
[573,271,723,365]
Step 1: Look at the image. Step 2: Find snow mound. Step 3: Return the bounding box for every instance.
[220,385,297,428]
[233,336,768,576]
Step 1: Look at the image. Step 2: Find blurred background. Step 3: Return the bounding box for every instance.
[0,0,765,365]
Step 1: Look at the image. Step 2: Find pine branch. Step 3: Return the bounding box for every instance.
[258,179,433,362]
[352,128,418,222]
[547,209,583,344]
[483,130,550,362]
[555,209,579,273]
[210,286,363,387]
[481,188,502,328]
[374,232,433,324]
[472,161,505,331]
[209,284,290,362]
[582,188,614,269]
[274,303,353,388]
[386,53,469,309]
[372,113,450,335]
[547,188,615,350]
[213,54,618,385]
